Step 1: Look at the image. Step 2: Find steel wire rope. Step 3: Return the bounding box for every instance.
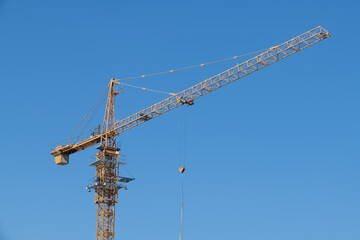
[73,86,108,143]
[65,48,268,145]
[179,175,184,240]
[66,85,108,144]
[178,106,188,240]
[114,48,269,82]
[118,82,176,96]
[74,86,109,143]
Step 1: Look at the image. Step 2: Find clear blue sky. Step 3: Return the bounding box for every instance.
[0,1,359,240]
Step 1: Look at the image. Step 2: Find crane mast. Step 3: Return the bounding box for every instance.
[50,26,330,240]
[94,79,121,240]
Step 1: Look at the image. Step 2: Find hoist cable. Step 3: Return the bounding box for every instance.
[183,107,187,166]
[114,48,269,82]
[178,106,187,240]
[179,174,184,240]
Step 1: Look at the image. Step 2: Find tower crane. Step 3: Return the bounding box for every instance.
[51,26,330,240]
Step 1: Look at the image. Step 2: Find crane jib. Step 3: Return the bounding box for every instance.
[51,25,330,165]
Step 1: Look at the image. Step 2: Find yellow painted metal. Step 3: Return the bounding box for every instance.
[51,26,330,165]
[50,26,331,240]
[95,79,120,240]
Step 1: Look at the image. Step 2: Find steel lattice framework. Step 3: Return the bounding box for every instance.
[94,80,120,240]
[51,25,330,240]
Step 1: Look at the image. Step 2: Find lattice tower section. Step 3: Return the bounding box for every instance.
[96,78,121,240]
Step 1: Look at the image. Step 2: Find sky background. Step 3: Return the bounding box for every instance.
[0,1,359,240]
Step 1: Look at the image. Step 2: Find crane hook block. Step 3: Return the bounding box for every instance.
[179,166,186,174]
